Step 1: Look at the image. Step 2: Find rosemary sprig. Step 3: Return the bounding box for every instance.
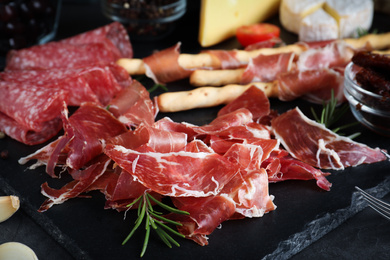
[311,90,360,138]
[148,83,168,93]
[122,192,189,257]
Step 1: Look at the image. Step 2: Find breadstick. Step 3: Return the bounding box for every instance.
[190,69,245,86]
[118,33,390,76]
[344,32,390,50]
[157,81,278,113]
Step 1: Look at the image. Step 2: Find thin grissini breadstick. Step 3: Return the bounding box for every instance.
[117,33,390,76]
[190,69,245,86]
[157,81,278,113]
[116,44,307,75]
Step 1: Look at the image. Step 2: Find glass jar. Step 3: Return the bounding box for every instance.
[101,0,187,41]
[0,0,62,55]
[343,62,390,136]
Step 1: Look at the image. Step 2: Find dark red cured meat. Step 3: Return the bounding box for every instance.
[272,107,388,170]
[59,22,133,59]
[104,143,240,197]
[0,112,62,146]
[262,150,332,191]
[217,85,271,122]
[221,143,276,217]
[297,41,353,71]
[154,117,199,142]
[0,82,67,145]
[168,195,236,246]
[19,103,127,177]
[244,37,285,51]
[5,42,122,71]
[277,68,344,102]
[143,42,192,84]
[0,62,130,106]
[192,108,253,135]
[108,80,157,127]
[203,49,246,69]
[108,123,187,153]
[5,22,132,71]
[240,52,295,84]
[38,155,112,212]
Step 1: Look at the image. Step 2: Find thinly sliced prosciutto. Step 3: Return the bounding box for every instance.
[19,102,127,177]
[143,42,192,84]
[262,150,332,191]
[108,80,157,127]
[104,141,241,197]
[272,107,387,170]
[240,52,295,84]
[203,49,245,69]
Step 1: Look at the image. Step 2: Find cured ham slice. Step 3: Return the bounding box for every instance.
[222,143,276,218]
[297,41,353,71]
[192,108,253,135]
[168,195,236,246]
[277,68,344,102]
[108,80,157,127]
[0,62,130,106]
[262,150,332,191]
[5,22,132,71]
[19,103,127,177]
[143,42,192,84]
[272,107,387,170]
[104,142,240,197]
[0,82,67,145]
[217,85,271,122]
[240,52,295,84]
[203,49,245,69]
[38,155,112,212]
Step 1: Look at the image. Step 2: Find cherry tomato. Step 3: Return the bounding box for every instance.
[236,23,280,47]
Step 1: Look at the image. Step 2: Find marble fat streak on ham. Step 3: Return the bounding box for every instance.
[272,107,387,170]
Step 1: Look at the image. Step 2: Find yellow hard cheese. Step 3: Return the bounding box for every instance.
[198,0,281,47]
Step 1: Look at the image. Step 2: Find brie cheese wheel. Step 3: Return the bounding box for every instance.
[299,8,338,42]
[280,0,325,34]
[324,0,374,38]
[280,0,374,41]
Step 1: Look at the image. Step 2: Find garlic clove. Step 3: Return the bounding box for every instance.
[0,242,38,260]
[0,195,20,223]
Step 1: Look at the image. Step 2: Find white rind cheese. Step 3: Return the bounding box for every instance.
[299,8,338,42]
[280,0,325,34]
[324,0,374,38]
[280,0,374,41]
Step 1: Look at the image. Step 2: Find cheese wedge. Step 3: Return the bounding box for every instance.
[280,0,325,34]
[280,0,374,41]
[324,0,374,38]
[198,0,281,47]
[299,8,338,41]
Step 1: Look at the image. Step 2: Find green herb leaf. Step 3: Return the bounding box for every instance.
[311,89,360,138]
[122,192,189,257]
[148,83,168,93]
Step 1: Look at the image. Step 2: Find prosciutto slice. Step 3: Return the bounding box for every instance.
[262,150,332,191]
[19,103,127,177]
[240,52,295,84]
[277,68,344,102]
[272,107,387,170]
[203,49,245,69]
[108,80,157,127]
[143,42,192,84]
[104,141,240,197]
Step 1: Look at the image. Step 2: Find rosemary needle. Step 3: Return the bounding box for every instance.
[122,192,189,257]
